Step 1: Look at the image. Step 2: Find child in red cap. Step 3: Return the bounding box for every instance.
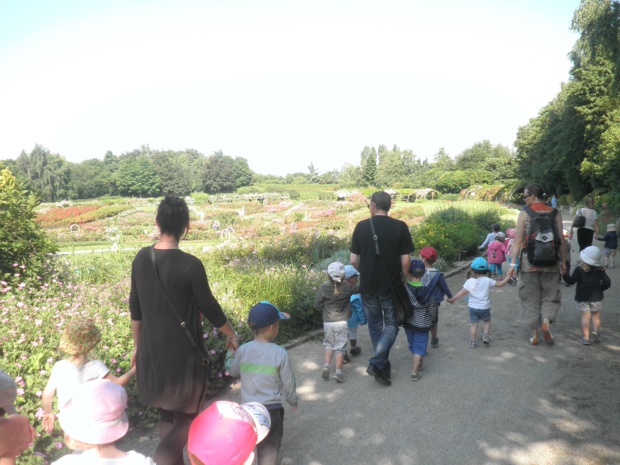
[419,247,453,348]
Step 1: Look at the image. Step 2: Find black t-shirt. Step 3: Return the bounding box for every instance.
[350,215,415,295]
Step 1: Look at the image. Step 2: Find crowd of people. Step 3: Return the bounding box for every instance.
[1,187,615,464]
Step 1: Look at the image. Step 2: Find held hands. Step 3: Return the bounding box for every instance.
[447,297,455,304]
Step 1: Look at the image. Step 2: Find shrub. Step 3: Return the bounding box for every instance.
[0,169,58,280]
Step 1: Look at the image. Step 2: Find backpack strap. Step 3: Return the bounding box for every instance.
[426,271,441,291]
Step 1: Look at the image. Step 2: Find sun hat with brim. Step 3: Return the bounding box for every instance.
[59,379,128,445]
[327,261,345,282]
[580,246,602,267]
[607,224,617,232]
[0,370,17,415]
[343,265,359,280]
[247,301,290,330]
[188,401,260,465]
[471,257,490,271]
[59,318,101,356]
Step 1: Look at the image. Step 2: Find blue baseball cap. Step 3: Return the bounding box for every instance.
[471,257,490,271]
[344,265,359,279]
[247,301,290,330]
[409,259,426,275]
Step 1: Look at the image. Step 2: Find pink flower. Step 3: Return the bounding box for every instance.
[16,388,24,396]
[55,442,63,449]
[12,263,18,267]
[35,408,44,419]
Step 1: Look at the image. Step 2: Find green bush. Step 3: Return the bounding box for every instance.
[0,169,58,280]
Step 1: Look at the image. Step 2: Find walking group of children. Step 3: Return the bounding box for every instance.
[478,223,519,283]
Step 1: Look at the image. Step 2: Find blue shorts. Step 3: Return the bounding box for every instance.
[469,307,491,324]
[404,328,429,356]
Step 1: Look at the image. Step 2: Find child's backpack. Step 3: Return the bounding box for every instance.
[422,270,443,303]
[523,206,560,267]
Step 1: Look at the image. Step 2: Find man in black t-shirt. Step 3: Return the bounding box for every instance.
[350,192,415,386]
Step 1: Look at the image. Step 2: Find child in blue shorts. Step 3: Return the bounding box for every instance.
[404,259,436,381]
[448,257,510,348]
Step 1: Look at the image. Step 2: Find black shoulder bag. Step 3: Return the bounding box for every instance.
[149,246,213,373]
[368,218,412,326]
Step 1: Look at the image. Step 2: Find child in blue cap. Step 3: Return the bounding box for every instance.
[226,301,298,465]
[447,257,510,348]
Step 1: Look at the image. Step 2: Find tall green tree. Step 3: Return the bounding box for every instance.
[202,151,236,194]
[233,157,254,189]
[116,156,161,197]
[14,145,69,202]
[360,146,377,186]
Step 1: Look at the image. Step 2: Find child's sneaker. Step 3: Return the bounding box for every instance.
[410,371,422,381]
[350,346,361,356]
[343,352,351,364]
[581,338,590,346]
[332,372,344,383]
[469,339,477,348]
[430,337,439,348]
[321,366,330,380]
[482,333,490,345]
[591,332,601,343]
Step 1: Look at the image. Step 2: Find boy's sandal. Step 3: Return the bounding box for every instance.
[529,337,539,346]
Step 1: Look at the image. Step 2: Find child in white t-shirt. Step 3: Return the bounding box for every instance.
[42,318,136,433]
[448,257,510,348]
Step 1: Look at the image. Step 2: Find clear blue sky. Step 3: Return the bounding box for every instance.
[0,0,580,176]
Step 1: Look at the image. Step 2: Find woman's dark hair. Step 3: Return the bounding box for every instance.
[524,184,545,200]
[156,195,190,241]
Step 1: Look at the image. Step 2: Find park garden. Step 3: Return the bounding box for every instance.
[1,167,520,463]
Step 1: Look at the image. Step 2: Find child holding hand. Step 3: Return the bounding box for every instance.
[448,257,510,347]
[42,318,136,433]
[562,246,611,345]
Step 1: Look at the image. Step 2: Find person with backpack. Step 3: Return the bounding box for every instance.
[507,184,567,346]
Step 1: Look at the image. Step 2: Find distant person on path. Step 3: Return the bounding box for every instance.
[570,197,598,252]
[344,265,366,358]
[130,195,240,465]
[350,191,415,386]
[562,246,611,345]
[314,261,358,383]
[404,259,436,381]
[508,184,567,346]
[51,380,155,465]
[506,228,520,284]
[487,232,509,278]
[226,302,298,465]
[419,246,452,348]
[551,195,558,209]
[447,257,510,348]
[596,224,618,268]
[42,318,136,434]
[478,223,500,250]
[596,202,616,236]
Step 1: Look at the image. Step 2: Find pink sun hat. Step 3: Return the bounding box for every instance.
[58,379,129,445]
[188,401,271,465]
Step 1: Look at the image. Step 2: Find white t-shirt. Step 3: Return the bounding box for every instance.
[577,208,598,231]
[463,277,496,310]
[52,451,155,465]
[50,360,109,410]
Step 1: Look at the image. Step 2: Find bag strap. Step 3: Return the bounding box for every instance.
[149,246,212,367]
[426,271,441,291]
[369,217,400,284]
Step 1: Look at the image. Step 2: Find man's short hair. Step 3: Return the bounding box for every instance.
[370,192,391,212]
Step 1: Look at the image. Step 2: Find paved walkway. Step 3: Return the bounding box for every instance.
[221,218,620,465]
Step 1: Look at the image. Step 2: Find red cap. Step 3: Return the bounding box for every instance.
[420,246,438,261]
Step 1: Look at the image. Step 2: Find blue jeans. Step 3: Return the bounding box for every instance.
[362,294,399,375]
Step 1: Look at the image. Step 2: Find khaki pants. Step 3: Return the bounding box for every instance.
[518,271,561,328]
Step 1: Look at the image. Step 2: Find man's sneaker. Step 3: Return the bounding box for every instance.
[469,339,477,348]
[410,371,422,381]
[343,352,351,364]
[366,364,391,386]
[350,346,361,356]
[592,332,601,343]
[321,366,330,380]
[482,333,490,345]
[430,337,439,348]
[332,372,344,383]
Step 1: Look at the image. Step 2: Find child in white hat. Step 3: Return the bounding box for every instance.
[314,262,359,383]
[562,246,611,345]
[52,379,154,464]
[42,318,136,433]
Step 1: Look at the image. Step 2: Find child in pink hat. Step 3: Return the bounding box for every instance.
[51,379,154,464]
